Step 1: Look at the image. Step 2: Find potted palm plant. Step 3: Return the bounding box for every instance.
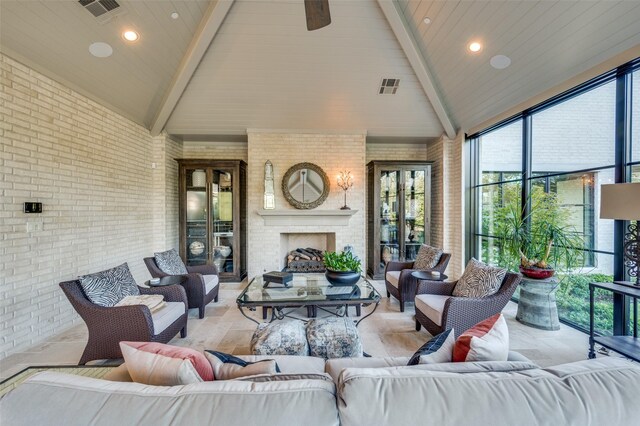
[495,189,583,279]
[323,250,362,286]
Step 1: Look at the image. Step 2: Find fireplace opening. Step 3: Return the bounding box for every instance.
[279,232,336,272]
[284,248,325,273]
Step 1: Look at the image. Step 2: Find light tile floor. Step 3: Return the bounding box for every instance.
[0,279,598,380]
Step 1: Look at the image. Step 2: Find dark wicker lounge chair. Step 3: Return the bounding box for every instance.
[144,258,219,319]
[60,280,188,365]
[384,253,451,312]
[415,272,521,337]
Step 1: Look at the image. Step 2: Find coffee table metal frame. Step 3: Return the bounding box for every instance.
[237,273,381,327]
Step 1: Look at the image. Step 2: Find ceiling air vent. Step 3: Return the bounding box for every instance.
[379,78,400,95]
[78,0,124,23]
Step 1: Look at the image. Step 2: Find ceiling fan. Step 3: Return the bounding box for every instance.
[304,0,331,31]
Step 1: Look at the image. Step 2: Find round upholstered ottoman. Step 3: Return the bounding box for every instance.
[250,320,309,356]
[306,317,363,359]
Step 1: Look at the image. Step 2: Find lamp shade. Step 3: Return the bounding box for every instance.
[600,182,640,220]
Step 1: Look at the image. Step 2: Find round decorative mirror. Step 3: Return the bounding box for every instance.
[282,162,330,209]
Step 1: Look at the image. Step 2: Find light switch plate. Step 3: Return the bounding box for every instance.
[26,222,43,232]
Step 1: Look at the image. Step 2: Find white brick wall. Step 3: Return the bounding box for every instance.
[426,133,465,279]
[365,143,428,162]
[0,53,158,358]
[152,133,182,252]
[183,141,248,161]
[246,131,366,278]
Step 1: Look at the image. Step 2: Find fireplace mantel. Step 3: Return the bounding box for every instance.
[256,209,358,226]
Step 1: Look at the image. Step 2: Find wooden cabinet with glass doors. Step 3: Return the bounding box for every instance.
[366,161,432,279]
[177,160,247,282]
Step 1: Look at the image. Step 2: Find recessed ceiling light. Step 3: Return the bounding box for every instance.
[89,42,113,58]
[490,55,511,69]
[171,12,179,20]
[468,42,482,53]
[122,30,139,42]
[423,17,431,25]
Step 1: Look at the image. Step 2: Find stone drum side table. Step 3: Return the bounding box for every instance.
[516,276,560,331]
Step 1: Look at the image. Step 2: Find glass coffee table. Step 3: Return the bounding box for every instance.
[237,273,381,326]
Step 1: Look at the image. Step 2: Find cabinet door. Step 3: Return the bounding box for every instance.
[210,168,235,274]
[185,168,208,266]
[378,169,402,274]
[403,168,427,261]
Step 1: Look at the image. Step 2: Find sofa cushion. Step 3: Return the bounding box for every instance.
[204,274,219,294]
[119,342,202,386]
[452,258,506,298]
[251,320,309,356]
[79,263,140,307]
[385,271,400,288]
[407,329,455,365]
[151,302,185,335]
[237,355,325,374]
[0,371,340,426]
[154,249,188,275]
[306,318,363,359]
[325,357,411,383]
[237,373,334,383]
[413,244,443,270]
[204,351,278,380]
[122,342,213,381]
[336,358,640,426]
[453,314,509,362]
[415,294,450,326]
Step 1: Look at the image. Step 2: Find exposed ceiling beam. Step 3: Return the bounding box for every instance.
[376,0,456,139]
[150,0,235,136]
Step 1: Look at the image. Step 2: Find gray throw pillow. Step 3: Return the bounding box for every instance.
[452,258,507,298]
[79,263,140,307]
[413,244,443,270]
[154,249,188,275]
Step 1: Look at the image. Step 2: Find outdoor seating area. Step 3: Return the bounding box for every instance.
[1,0,639,424]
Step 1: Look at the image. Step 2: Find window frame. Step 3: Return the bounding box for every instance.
[467,57,640,334]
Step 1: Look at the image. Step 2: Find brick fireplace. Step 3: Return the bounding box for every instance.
[246,130,366,278]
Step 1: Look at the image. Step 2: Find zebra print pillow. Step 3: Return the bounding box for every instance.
[452,258,507,298]
[79,263,140,307]
[154,249,188,275]
[413,244,443,270]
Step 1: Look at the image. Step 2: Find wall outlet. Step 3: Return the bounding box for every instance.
[26,222,43,232]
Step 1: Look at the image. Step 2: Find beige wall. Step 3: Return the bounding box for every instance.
[182,141,248,162]
[246,131,366,278]
[365,143,428,163]
[0,53,173,358]
[427,133,466,279]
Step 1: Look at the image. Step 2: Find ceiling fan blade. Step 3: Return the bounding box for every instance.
[305,0,331,31]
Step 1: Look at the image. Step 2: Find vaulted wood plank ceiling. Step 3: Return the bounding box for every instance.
[1,0,639,139]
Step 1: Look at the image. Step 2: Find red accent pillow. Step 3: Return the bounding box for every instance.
[452,314,509,362]
[121,341,214,381]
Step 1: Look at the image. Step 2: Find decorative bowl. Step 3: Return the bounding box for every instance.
[519,266,555,280]
[325,270,360,286]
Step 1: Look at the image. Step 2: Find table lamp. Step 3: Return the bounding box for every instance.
[600,182,640,286]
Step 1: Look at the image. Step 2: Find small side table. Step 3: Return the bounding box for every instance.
[589,281,639,361]
[145,276,187,287]
[516,276,560,331]
[411,271,448,282]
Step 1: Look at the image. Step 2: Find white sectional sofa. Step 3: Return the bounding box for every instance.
[1,356,638,426]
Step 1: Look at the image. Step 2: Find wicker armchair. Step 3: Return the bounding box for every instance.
[59,281,188,365]
[144,258,219,319]
[414,272,521,337]
[384,253,451,312]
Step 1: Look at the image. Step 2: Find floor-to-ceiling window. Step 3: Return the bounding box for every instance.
[469,58,639,335]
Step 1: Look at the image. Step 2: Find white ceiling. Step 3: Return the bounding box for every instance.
[0,0,209,126]
[397,0,640,130]
[165,0,443,138]
[1,0,639,138]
